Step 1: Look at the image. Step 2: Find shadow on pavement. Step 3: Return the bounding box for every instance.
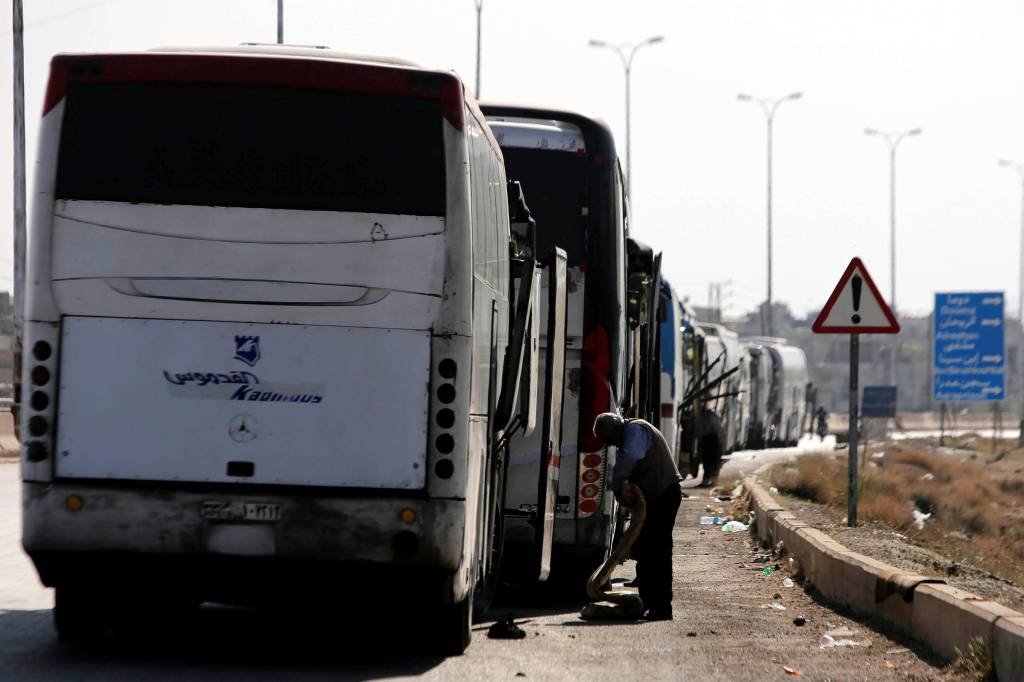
[800,584,948,669]
[0,606,446,680]
[558,618,644,627]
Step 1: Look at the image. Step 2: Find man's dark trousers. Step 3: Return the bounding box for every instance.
[633,482,682,614]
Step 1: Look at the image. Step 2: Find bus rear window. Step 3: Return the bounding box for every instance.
[55,82,445,216]
[501,147,587,266]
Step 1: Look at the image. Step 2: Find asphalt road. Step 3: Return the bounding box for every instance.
[0,459,961,680]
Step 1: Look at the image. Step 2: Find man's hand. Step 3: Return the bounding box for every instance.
[617,483,638,509]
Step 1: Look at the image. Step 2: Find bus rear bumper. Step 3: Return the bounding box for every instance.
[22,481,465,600]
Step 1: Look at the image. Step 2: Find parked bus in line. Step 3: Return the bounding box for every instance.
[656,279,684,457]
[19,45,565,654]
[482,106,635,578]
[698,323,745,452]
[744,338,809,447]
[766,343,810,446]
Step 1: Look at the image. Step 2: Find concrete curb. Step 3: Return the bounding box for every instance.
[744,471,1024,680]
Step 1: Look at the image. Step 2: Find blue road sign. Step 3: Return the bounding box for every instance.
[862,386,897,417]
[933,292,1005,402]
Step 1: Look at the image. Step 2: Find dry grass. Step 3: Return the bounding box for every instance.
[769,444,1024,586]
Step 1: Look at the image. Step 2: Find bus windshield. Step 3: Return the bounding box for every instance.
[55,83,445,216]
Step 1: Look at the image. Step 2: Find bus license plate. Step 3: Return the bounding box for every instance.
[201,501,281,522]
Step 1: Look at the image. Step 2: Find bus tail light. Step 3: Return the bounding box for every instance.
[21,323,60,475]
[577,325,610,517]
[428,336,469,497]
[661,403,675,418]
[577,450,605,518]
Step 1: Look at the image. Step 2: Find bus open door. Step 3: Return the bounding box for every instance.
[487,185,566,594]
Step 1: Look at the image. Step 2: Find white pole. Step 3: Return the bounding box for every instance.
[13,0,26,408]
[277,0,283,44]
[474,1,483,99]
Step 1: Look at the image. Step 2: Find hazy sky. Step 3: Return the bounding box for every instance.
[2,0,1023,319]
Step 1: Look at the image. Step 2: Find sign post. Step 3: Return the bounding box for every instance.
[812,258,900,527]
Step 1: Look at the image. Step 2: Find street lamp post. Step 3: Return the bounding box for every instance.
[864,127,922,390]
[277,0,283,44]
[998,158,1024,443]
[474,1,483,98]
[737,92,803,337]
[588,36,664,199]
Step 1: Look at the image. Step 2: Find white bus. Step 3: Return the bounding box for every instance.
[19,45,562,654]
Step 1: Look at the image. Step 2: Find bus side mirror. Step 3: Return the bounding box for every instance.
[507,180,536,260]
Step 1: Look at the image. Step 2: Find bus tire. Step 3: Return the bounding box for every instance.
[54,585,108,644]
[435,593,473,656]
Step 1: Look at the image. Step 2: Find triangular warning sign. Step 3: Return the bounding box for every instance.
[812,257,900,334]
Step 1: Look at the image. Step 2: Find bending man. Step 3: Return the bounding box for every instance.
[593,412,683,621]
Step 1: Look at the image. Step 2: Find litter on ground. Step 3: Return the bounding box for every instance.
[819,627,871,649]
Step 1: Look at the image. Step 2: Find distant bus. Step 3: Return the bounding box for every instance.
[744,339,808,447]
[657,279,683,456]
[698,323,744,452]
[20,45,560,654]
[766,344,809,446]
[483,106,631,577]
[745,341,773,449]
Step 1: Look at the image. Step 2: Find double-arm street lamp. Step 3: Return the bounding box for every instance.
[998,159,1024,326]
[474,1,483,98]
[998,158,1024,441]
[588,35,665,199]
[737,92,803,337]
[864,127,922,388]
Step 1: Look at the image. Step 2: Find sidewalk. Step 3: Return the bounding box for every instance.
[650,484,960,680]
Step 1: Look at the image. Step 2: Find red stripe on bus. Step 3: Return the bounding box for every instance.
[43,52,466,132]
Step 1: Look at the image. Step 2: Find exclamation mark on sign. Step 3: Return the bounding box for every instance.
[851,275,863,324]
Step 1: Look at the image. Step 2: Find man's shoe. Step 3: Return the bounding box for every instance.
[644,607,673,621]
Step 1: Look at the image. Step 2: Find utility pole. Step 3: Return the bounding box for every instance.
[588,36,665,200]
[13,0,26,419]
[998,158,1024,444]
[474,1,483,98]
[707,280,732,323]
[277,0,283,44]
[864,127,922,391]
[738,92,803,337]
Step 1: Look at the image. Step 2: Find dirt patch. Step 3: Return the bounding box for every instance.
[765,441,1024,609]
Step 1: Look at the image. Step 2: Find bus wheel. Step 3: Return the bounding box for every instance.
[435,593,473,656]
[54,585,109,644]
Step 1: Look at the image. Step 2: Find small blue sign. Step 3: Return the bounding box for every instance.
[933,292,1005,402]
[862,386,897,417]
